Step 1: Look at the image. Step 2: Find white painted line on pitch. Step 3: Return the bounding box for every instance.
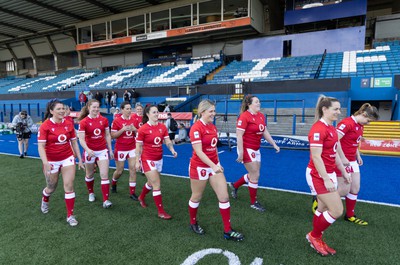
[218,151,225,154]
[0,140,4,142]
[163,155,175,158]
[9,140,16,143]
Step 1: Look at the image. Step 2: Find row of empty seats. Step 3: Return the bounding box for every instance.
[1,43,400,93]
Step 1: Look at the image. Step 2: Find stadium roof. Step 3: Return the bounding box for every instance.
[0,0,394,46]
[0,0,175,44]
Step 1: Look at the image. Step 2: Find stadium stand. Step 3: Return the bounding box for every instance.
[319,45,400,78]
[1,70,98,94]
[207,55,322,84]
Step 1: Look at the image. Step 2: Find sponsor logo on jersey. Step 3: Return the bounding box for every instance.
[194,131,199,138]
[238,120,242,126]
[339,124,346,130]
[313,133,320,141]
[211,137,218,147]
[154,137,161,144]
[94,128,101,136]
[58,134,67,143]
[259,124,265,132]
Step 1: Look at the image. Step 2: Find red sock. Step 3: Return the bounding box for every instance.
[139,183,152,200]
[311,211,336,238]
[101,179,110,202]
[189,200,200,225]
[112,178,118,186]
[42,188,50,202]
[152,190,164,213]
[129,182,136,195]
[65,192,75,218]
[248,180,258,204]
[85,176,94,194]
[233,174,248,189]
[313,210,322,228]
[219,201,231,233]
[345,193,358,217]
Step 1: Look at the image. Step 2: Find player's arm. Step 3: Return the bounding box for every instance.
[70,139,84,170]
[164,138,177,158]
[38,142,51,174]
[135,141,143,171]
[105,128,113,159]
[263,128,280,152]
[335,153,351,184]
[77,131,91,154]
[310,146,335,192]
[236,128,245,162]
[356,148,363,166]
[336,133,349,166]
[192,143,222,173]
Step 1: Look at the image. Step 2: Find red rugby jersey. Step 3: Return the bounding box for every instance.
[307,119,338,174]
[136,122,169,160]
[336,116,363,161]
[38,118,75,161]
[78,115,109,151]
[237,110,266,150]
[189,119,219,168]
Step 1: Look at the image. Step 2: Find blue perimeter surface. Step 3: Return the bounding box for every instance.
[1,133,399,206]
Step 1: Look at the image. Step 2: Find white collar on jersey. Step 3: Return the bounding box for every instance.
[121,114,131,120]
[88,114,99,119]
[50,117,64,124]
[247,109,258,115]
[351,115,358,124]
[147,121,158,126]
[319,118,332,126]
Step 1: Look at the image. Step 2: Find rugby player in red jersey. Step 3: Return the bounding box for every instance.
[78,99,114,208]
[305,95,351,256]
[135,105,177,220]
[110,101,139,200]
[187,99,244,241]
[228,95,280,212]
[335,103,379,225]
[38,99,84,226]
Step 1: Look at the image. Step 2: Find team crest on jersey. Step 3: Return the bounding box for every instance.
[329,132,333,137]
[356,127,359,131]
[313,133,320,141]
[149,130,152,134]
[100,121,103,125]
[159,129,162,133]
[194,131,199,138]
[51,128,55,132]
[89,123,92,126]
[65,127,68,131]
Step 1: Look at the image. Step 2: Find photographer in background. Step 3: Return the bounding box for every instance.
[12,110,33,158]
